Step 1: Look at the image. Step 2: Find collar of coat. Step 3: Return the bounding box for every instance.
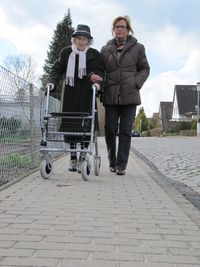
[105,35,138,54]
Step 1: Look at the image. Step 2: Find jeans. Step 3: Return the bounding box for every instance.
[105,104,136,169]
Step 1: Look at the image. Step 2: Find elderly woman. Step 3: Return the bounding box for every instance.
[46,24,104,171]
[100,16,150,175]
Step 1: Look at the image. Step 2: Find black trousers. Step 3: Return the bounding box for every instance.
[105,104,136,169]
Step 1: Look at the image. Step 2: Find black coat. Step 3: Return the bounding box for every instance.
[48,46,104,140]
[49,46,104,113]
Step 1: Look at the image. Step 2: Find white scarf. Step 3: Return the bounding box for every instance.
[66,44,89,86]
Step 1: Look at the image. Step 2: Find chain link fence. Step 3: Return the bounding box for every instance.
[0,65,60,185]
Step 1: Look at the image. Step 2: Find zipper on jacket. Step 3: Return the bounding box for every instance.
[113,51,122,104]
[118,66,122,104]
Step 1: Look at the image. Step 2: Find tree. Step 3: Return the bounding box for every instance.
[41,9,74,99]
[135,107,149,133]
[4,54,38,101]
[148,113,161,130]
[4,54,38,84]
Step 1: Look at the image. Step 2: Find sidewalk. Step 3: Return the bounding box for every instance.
[0,137,200,267]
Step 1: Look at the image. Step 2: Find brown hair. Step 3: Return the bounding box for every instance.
[112,15,133,36]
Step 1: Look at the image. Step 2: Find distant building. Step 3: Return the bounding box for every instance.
[159,101,173,132]
[152,112,160,120]
[171,85,197,122]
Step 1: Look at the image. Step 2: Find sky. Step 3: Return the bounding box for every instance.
[0,0,200,117]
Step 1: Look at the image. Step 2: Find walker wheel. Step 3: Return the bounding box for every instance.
[94,155,101,176]
[81,159,91,181]
[40,159,53,179]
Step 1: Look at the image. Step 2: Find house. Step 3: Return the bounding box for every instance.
[171,85,197,122]
[159,101,173,132]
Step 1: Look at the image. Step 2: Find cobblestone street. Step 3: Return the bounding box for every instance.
[132,137,200,194]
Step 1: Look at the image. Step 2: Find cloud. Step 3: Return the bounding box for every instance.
[67,0,125,50]
[1,1,200,118]
[0,1,125,74]
[0,7,52,75]
[142,24,200,69]
[141,52,200,117]
[138,24,200,117]
[180,49,200,78]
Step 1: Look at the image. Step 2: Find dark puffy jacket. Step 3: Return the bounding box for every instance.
[101,36,150,105]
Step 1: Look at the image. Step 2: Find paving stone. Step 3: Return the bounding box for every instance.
[60,260,117,267]
[1,257,59,267]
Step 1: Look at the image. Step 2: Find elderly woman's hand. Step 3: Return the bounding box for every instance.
[46,83,55,91]
[93,83,101,91]
[90,74,103,83]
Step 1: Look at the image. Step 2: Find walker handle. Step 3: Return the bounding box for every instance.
[44,84,51,118]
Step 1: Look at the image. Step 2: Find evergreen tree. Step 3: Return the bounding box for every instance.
[41,9,74,99]
[135,107,149,133]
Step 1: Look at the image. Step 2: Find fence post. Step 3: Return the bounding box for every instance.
[29,83,35,168]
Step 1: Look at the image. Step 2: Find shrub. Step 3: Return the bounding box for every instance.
[142,130,151,137]
[179,130,197,136]
[0,116,21,135]
[149,127,163,136]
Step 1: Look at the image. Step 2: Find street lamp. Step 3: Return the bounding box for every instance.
[197,82,200,137]
[140,119,142,137]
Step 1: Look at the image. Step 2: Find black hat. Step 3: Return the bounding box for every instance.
[72,24,93,39]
